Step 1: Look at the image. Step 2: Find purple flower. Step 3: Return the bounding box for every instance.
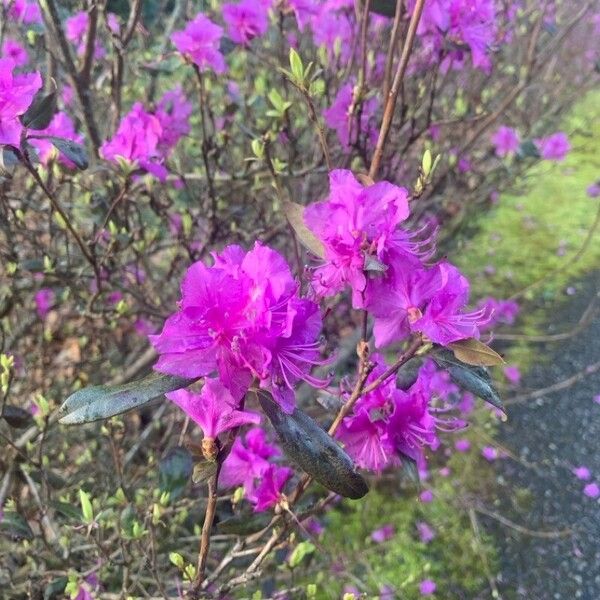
[0,58,42,147]
[416,521,436,543]
[419,579,437,596]
[323,83,378,149]
[222,0,269,45]
[151,243,328,411]
[250,464,293,512]
[1,38,29,66]
[454,438,471,452]
[34,288,55,319]
[586,182,600,198]
[535,132,571,161]
[371,524,395,543]
[477,297,519,330]
[3,0,42,24]
[419,490,434,503]
[583,483,600,499]
[100,102,168,180]
[504,365,521,385]
[155,87,192,152]
[221,427,279,496]
[368,261,485,347]
[572,466,591,481]
[304,169,411,308]
[29,112,84,167]
[481,446,498,461]
[594,394,600,405]
[415,0,497,72]
[337,356,463,472]
[166,378,260,441]
[66,11,106,59]
[171,13,227,73]
[492,126,520,157]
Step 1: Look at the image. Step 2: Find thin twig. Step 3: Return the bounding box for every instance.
[368,0,426,179]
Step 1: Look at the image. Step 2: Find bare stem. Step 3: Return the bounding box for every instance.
[368,0,425,179]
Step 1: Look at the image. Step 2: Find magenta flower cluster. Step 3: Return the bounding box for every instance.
[150,242,329,413]
[305,170,485,347]
[100,87,191,180]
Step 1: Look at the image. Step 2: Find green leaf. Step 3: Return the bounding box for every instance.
[20,86,57,130]
[159,446,193,501]
[79,489,94,523]
[518,139,541,159]
[448,338,505,366]
[49,500,82,521]
[43,576,68,600]
[288,541,315,568]
[1,405,33,428]
[289,48,304,82]
[422,149,433,177]
[191,460,218,484]
[258,393,369,499]
[0,510,34,541]
[433,349,504,413]
[283,200,326,259]
[59,372,198,424]
[47,137,89,170]
[371,0,397,17]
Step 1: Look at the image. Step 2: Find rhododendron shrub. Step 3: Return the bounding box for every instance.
[1,0,598,597]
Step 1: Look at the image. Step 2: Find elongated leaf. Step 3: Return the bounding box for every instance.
[20,87,57,130]
[47,137,89,170]
[49,500,82,521]
[258,393,369,499]
[0,511,34,541]
[434,349,504,413]
[1,405,33,428]
[448,338,505,366]
[159,446,193,501]
[283,200,326,259]
[60,372,197,424]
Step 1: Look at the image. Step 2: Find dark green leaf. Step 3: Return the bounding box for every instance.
[371,0,397,17]
[518,140,541,159]
[49,500,82,521]
[159,446,193,501]
[434,349,505,413]
[192,461,218,484]
[258,393,369,499]
[44,576,68,600]
[0,511,34,541]
[47,137,89,170]
[398,452,420,484]
[59,372,198,424]
[20,87,57,130]
[1,405,33,428]
[0,145,20,172]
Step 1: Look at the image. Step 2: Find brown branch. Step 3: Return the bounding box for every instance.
[382,0,405,100]
[79,1,98,86]
[188,467,221,597]
[38,0,101,154]
[368,0,425,180]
